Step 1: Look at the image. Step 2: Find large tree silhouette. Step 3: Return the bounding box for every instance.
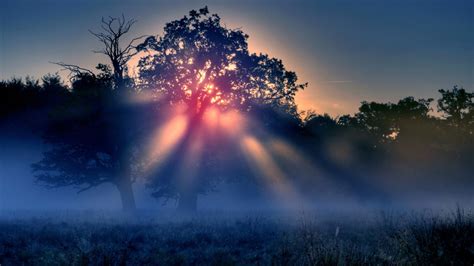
[138,7,306,211]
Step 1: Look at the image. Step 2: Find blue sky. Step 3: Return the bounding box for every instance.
[1,0,472,115]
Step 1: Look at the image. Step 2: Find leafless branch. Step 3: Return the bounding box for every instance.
[87,15,149,90]
[50,61,96,81]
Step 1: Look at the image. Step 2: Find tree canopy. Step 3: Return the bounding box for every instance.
[138,7,305,115]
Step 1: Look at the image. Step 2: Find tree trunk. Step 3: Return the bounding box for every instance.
[178,189,197,212]
[115,148,136,212]
[113,102,136,212]
[117,177,136,212]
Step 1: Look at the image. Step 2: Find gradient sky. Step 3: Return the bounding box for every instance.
[1,0,472,115]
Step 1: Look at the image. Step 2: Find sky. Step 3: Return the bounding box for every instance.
[1,0,472,115]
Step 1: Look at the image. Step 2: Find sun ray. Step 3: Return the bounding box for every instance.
[143,114,188,173]
[219,110,246,137]
[239,135,299,201]
[268,138,326,182]
[174,130,205,190]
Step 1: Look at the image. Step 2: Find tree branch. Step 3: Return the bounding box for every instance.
[50,61,96,81]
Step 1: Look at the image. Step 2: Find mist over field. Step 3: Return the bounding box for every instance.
[1,108,472,213]
[1,117,472,213]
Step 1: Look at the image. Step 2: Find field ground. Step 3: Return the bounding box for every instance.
[0,208,473,265]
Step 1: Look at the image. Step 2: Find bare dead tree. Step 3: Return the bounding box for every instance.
[51,15,147,91]
[88,14,148,91]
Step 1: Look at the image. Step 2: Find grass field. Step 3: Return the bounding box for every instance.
[0,208,473,265]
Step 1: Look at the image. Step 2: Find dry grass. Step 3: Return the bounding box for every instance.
[0,209,472,265]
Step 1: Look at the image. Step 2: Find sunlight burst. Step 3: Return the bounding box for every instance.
[144,114,188,173]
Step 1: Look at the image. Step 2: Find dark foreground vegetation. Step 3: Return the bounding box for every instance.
[0,208,473,265]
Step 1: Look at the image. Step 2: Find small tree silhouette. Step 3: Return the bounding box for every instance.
[438,86,473,127]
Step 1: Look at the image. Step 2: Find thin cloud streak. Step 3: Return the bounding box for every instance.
[324,80,354,84]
